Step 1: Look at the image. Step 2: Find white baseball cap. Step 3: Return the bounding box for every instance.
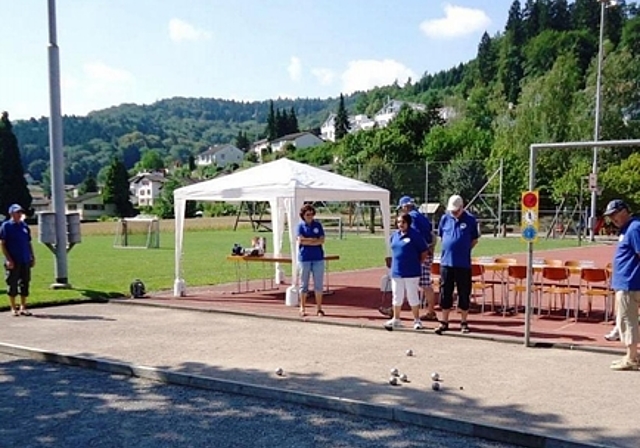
[446,194,464,212]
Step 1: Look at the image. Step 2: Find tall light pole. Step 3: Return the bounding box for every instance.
[589,0,617,242]
[47,0,70,287]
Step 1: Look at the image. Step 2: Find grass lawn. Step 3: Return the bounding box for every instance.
[1,228,589,309]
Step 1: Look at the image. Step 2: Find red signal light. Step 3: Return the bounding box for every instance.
[522,192,538,208]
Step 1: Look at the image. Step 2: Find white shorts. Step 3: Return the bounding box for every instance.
[391,277,421,307]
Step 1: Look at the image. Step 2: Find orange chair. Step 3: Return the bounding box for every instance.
[495,257,518,265]
[471,263,496,313]
[541,267,579,319]
[579,268,613,321]
[507,265,541,314]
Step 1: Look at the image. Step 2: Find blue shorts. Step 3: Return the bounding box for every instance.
[299,260,325,293]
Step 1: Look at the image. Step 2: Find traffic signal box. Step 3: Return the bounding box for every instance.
[521,191,539,242]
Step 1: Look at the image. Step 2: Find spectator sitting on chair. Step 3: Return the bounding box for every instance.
[297,204,326,317]
[0,204,36,317]
[435,195,479,335]
[603,199,640,371]
[384,212,429,331]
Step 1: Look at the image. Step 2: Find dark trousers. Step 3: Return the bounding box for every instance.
[5,263,31,297]
[440,266,471,311]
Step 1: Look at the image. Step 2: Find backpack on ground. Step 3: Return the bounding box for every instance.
[130,279,146,298]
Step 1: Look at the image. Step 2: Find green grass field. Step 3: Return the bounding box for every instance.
[2,228,585,309]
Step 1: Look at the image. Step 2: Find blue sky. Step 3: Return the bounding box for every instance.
[1,1,511,120]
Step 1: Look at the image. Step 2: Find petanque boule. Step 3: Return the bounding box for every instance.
[390,367,399,377]
[406,349,413,357]
[430,372,440,381]
[389,376,399,386]
[275,368,284,376]
[399,373,409,382]
[431,382,441,391]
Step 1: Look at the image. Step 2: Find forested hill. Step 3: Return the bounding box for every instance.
[10,0,640,211]
[11,96,352,185]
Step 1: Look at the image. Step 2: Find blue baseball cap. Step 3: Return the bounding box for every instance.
[8,204,24,214]
[397,196,414,209]
[603,199,629,216]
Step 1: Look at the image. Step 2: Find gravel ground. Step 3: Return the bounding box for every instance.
[0,354,519,448]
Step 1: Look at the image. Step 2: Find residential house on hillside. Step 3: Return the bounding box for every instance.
[320,99,457,142]
[251,132,323,159]
[66,192,115,221]
[196,144,244,168]
[129,172,166,207]
[320,113,375,141]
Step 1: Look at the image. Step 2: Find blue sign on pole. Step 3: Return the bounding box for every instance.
[522,225,537,242]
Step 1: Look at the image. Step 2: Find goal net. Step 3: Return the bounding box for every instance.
[113,217,160,249]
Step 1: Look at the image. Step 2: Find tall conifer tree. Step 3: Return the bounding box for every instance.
[0,111,32,215]
[334,94,350,141]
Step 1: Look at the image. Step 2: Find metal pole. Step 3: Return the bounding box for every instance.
[498,158,504,236]
[47,0,70,287]
[524,147,537,347]
[578,177,584,247]
[589,1,606,242]
[424,161,429,206]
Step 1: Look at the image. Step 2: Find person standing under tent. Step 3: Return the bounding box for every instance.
[435,195,479,335]
[603,199,640,371]
[384,212,429,330]
[297,204,326,317]
[1,204,35,317]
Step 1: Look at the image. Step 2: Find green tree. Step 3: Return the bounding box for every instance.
[79,171,98,195]
[103,158,134,217]
[334,94,350,141]
[0,112,32,215]
[188,154,196,171]
[360,158,395,233]
[138,150,165,171]
[235,131,251,151]
[621,15,640,57]
[500,1,526,104]
[265,101,277,141]
[549,0,571,32]
[153,176,196,219]
[601,152,640,210]
[477,32,498,85]
[288,107,299,134]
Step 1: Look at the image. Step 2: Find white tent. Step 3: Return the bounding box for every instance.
[172,158,391,299]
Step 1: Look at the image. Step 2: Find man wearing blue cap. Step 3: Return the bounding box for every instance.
[0,204,35,316]
[603,199,640,370]
[393,196,436,322]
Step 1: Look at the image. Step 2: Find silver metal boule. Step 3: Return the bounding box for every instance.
[275,368,284,376]
[400,373,408,382]
[406,349,413,357]
[431,372,440,381]
[390,368,399,377]
[389,377,399,386]
[432,382,441,391]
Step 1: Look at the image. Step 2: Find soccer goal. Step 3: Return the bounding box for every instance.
[113,217,160,249]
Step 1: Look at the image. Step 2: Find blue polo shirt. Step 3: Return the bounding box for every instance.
[408,209,433,246]
[297,220,325,262]
[611,217,640,291]
[438,211,479,269]
[0,219,32,264]
[390,228,428,278]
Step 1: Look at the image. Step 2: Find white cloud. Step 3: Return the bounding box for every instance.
[341,59,416,94]
[84,62,134,83]
[311,68,335,86]
[420,4,491,39]
[287,56,302,82]
[169,18,212,42]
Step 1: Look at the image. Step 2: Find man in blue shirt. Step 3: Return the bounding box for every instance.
[296,204,326,317]
[0,204,35,316]
[435,195,479,335]
[604,199,640,371]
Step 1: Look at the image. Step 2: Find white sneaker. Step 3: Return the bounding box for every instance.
[604,328,620,341]
[413,320,424,330]
[384,318,402,330]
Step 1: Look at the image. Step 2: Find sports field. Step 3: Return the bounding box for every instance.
[2,218,585,309]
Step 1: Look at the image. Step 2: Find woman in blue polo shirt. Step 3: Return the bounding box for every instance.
[297,204,326,317]
[384,212,428,330]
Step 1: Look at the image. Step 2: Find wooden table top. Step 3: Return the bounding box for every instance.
[227,254,340,263]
